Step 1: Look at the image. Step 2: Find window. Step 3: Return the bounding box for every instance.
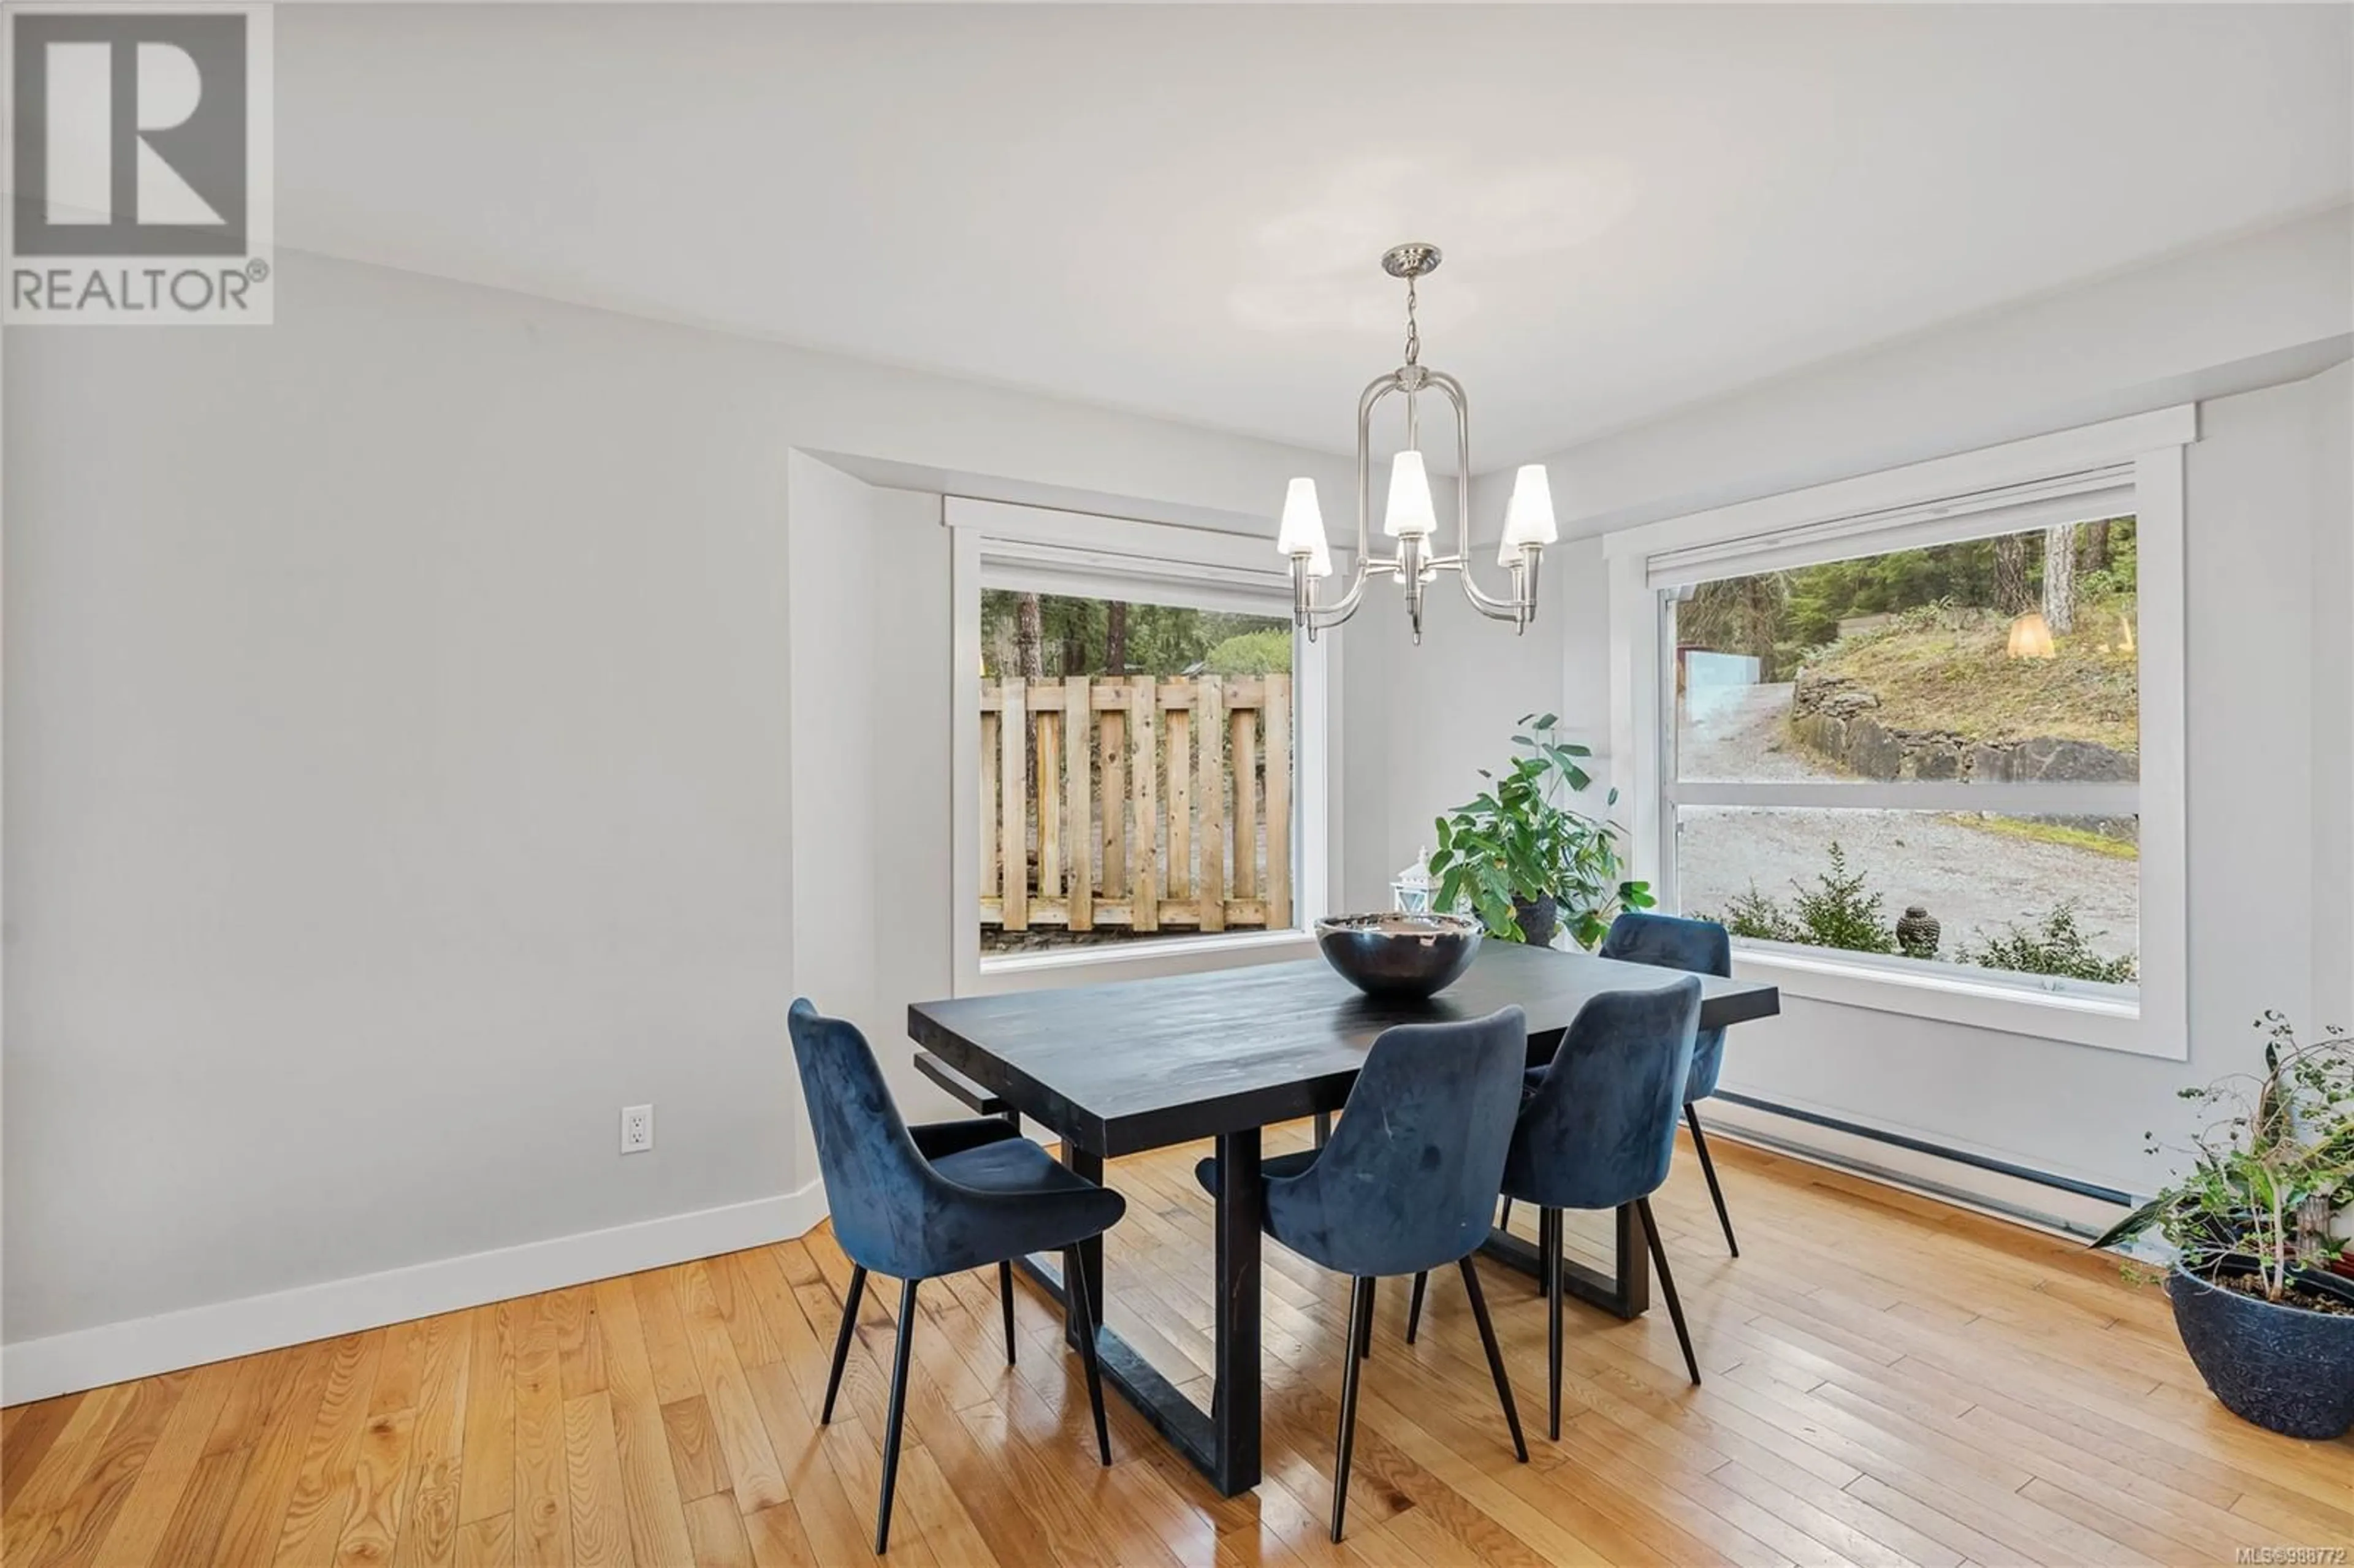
[978,586,1299,956]
[1670,521,2142,988]
[947,498,1329,986]
[1606,408,2188,1056]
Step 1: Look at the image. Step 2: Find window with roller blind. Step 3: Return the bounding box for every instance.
[944,496,1332,985]
[975,582,1299,957]
[1605,409,2190,1057]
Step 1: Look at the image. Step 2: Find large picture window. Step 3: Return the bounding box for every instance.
[1606,408,2188,1056]
[1669,520,2141,991]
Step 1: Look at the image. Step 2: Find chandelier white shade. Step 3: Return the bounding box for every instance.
[1277,243,1553,643]
[1382,451,1439,539]
[1276,476,1333,577]
[1501,464,1558,549]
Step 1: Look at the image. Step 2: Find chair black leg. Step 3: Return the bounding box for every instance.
[875,1277,920,1554]
[823,1265,866,1425]
[997,1259,1018,1366]
[1314,1111,1332,1147]
[1637,1197,1702,1386]
[1357,1277,1375,1360]
[1457,1257,1528,1463]
[1498,1197,1514,1235]
[1404,1270,1428,1344]
[1686,1104,1739,1257]
[1543,1208,1564,1440]
[1331,1277,1373,1543]
[1064,1247,1113,1465]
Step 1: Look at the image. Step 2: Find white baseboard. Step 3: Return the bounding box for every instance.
[1,1182,828,1406]
[1699,1097,2133,1240]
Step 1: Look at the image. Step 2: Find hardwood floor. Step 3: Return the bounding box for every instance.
[6,1126,2350,1567]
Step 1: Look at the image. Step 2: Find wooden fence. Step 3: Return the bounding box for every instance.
[981,674,1293,934]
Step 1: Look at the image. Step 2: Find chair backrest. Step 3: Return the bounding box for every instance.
[1505,978,1702,1212]
[787,999,940,1278]
[1264,1007,1528,1278]
[1601,911,1730,1102]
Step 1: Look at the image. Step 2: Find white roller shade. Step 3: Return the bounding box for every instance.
[978,542,1290,615]
[951,493,1301,612]
[1645,464,2135,588]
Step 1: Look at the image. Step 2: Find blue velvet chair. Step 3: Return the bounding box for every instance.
[788,1000,1127,1553]
[1533,979,1705,1430]
[1601,911,1739,1256]
[1195,1007,1530,1542]
[1408,977,1707,1438]
[1492,915,1739,1258]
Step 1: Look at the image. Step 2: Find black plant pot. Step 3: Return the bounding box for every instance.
[2166,1263,2354,1440]
[1512,895,1558,948]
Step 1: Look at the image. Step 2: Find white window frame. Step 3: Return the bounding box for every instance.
[947,498,1334,996]
[1604,406,2192,1059]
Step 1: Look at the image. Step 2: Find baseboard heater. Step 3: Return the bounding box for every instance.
[1703,1091,2137,1241]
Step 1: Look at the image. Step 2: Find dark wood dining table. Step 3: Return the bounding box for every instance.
[906,941,1780,1498]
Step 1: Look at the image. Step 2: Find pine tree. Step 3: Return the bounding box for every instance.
[1994,533,2032,614]
[2043,523,2078,633]
[1015,593,1043,679]
[2078,519,2111,576]
[1104,601,1129,672]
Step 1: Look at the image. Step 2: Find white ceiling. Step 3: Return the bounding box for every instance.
[276,4,2353,466]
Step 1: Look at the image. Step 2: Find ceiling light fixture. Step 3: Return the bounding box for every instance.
[1278,243,1556,644]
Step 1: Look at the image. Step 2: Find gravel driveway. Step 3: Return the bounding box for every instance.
[1675,683,2138,963]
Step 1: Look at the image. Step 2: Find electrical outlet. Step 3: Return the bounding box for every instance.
[620,1104,654,1154]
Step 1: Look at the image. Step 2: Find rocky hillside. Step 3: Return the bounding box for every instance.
[1789,601,2139,783]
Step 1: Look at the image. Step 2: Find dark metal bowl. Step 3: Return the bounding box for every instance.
[1314,913,1484,1000]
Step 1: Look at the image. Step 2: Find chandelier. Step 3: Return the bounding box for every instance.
[1276,243,1557,644]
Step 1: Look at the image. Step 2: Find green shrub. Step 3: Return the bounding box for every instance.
[1203,627,1293,677]
[1711,885,1799,944]
[1697,842,1895,954]
[1955,902,2136,983]
[1786,842,1898,953]
[1699,846,2136,981]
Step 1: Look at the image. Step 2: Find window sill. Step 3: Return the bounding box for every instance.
[968,928,1317,995]
[1731,942,2181,1059]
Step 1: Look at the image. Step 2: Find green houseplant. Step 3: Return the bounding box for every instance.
[1425,714,1653,948]
[2094,1013,2354,1439]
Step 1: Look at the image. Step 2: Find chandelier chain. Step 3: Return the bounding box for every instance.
[1403,274,1420,367]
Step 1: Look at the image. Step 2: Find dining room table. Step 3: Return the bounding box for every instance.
[905,940,1780,1498]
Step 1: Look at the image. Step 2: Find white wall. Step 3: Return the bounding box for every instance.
[1542,207,2352,539]
[2311,362,2353,1029]
[1338,543,1609,913]
[783,452,880,1179]
[862,488,966,1122]
[1,248,1355,1383]
[1506,208,2354,1198]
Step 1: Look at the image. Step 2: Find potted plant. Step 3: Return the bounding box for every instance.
[1426,714,1653,948]
[2095,1013,2354,1439]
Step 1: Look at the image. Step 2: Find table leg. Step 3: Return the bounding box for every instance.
[1009,1131,1264,1497]
[1062,1144,1107,1351]
[1614,1199,1653,1318]
[1211,1127,1263,1494]
[1475,1199,1651,1319]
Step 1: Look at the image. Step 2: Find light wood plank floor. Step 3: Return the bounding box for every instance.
[7,1125,2350,1567]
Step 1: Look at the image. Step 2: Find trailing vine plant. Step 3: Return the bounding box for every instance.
[2095,1014,2354,1304]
